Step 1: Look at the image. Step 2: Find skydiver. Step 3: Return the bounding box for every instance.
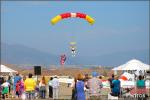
[60,54,66,65]
[70,46,76,57]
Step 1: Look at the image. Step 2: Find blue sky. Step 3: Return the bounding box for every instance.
[1,1,149,56]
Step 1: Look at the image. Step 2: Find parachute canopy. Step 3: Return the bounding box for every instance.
[51,12,95,25]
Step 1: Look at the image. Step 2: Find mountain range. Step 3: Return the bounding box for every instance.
[1,42,149,67]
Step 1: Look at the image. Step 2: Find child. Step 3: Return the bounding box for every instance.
[16,80,21,98]
[20,78,25,100]
[1,79,10,99]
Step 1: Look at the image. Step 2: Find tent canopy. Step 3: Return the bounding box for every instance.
[0,65,17,72]
[112,59,150,71]
[120,72,134,81]
[112,64,125,70]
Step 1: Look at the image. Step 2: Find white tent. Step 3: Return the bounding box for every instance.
[112,59,150,71]
[112,63,126,70]
[122,59,149,70]
[0,64,17,72]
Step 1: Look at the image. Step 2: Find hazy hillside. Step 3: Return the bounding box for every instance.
[1,43,149,67]
[1,43,59,64]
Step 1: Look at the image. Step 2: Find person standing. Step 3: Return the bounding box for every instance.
[0,76,4,98]
[48,77,53,99]
[20,78,25,100]
[7,76,12,95]
[136,75,147,99]
[39,76,47,99]
[84,74,90,100]
[1,79,10,99]
[76,74,86,100]
[24,73,36,100]
[108,74,114,92]
[52,75,59,99]
[136,75,145,88]
[111,75,121,97]
[71,77,77,100]
[13,72,22,98]
[16,79,22,98]
[87,72,103,100]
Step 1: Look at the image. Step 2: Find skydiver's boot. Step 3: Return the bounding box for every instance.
[72,54,75,57]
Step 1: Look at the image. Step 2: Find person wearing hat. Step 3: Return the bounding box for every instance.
[87,71,103,100]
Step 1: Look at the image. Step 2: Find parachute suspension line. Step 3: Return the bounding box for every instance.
[69,32,77,57]
[51,12,95,58]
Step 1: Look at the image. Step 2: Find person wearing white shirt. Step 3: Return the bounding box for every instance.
[1,79,10,99]
[51,76,59,99]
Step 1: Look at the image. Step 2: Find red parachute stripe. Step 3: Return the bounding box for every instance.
[76,13,86,18]
[60,13,71,19]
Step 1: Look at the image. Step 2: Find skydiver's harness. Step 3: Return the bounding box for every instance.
[72,49,75,52]
[71,47,75,52]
